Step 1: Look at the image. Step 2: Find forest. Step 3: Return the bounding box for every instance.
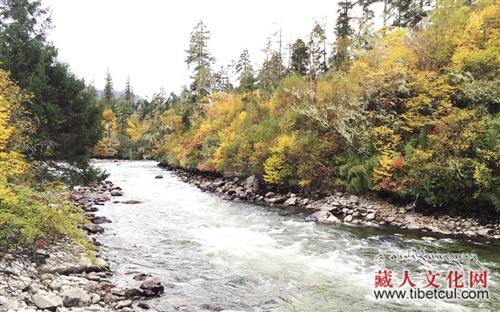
[0,0,499,252]
[96,0,499,213]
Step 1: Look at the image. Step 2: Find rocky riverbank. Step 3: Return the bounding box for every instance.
[0,181,163,312]
[163,166,500,241]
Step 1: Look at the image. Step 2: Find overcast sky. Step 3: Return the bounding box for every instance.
[42,0,383,98]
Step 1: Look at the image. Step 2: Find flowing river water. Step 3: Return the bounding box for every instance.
[93,160,499,312]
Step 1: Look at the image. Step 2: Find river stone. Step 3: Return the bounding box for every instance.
[140,276,164,296]
[33,291,63,310]
[366,213,376,221]
[477,228,492,237]
[265,192,275,198]
[115,300,132,309]
[244,175,259,191]
[82,224,104,234]
[344,215,353,223]
[155,175,163,179]
[3,299,23,311]
[90,293,101,304]
[348,195,359,204]
[110,189,123,196]
[61,287,91,307]
[133,273,151,281]
[121,199,143,204]
[406,222,421,230]
[305,211,340,224]
[137,302,151,309]
[125,287,143,298]
[283,197,298,206]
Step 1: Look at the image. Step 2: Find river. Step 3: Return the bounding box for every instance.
[93,160,499,312]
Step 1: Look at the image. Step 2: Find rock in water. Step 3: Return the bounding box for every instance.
[110,189,123,196]
[121,199,143,204]
[33,291,63,310]
[155,175,163,179]
[82,224,104,234]
[61,287,91,307]
[140,276,164,297]
[304,211,340,224]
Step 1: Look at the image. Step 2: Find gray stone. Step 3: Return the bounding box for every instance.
[305,211,340,224]
[477,228,491,237]
[138,302,151,309]
[283,197,298,206]
[140,276,164,296]
[344,215,353,223]
[348,195,359,204]
[90,293,101,304]
[244,175,259,191]
[61,287,91,307]
[121,199,143,204]
[110,189,123,196]
[115,300,132,309]
[33,291,63,310]
[265,192,275,198]
[125,287,143,298]
[82,224,104,234]
[366,213,376,221]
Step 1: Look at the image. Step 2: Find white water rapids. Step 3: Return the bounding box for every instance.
[93,160,499,312]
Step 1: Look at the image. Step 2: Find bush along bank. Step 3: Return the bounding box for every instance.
[0,181,165,312]
[161,164,500,241]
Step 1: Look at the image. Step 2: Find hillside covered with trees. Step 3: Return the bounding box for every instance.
[101,0,499,214]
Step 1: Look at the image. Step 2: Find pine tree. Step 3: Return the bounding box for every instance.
[257,52,285,96]
[355,0,376,51]
[214,66,233,92]
[290,39,309,75]
[390,0,428,28]
[104,69,114,103]
[124,76,134,102]
[185,21,215,103]
[331,0,355,70]
[235,49,255,91]
[0,0,101,167]
[308,22,327,90]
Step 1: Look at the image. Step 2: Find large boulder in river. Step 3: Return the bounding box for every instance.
[305,211,340,224]
[33,291,63,310]
[140,276,164,297]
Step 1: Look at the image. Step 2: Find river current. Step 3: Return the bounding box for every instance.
[93,160,499,312]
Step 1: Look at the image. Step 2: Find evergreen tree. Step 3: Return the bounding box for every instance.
[235,49,255,91]
[390,0,428,28]
[214,66,233,92]
[0,0,101,167]
[124,76,134,102]
[103,69,114,103]
[308,22,327,90]
[185,21,215,104]
[290,38,309,75]
[257,52,285,96]
[355,0,376,51]
[331,0,355,70]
